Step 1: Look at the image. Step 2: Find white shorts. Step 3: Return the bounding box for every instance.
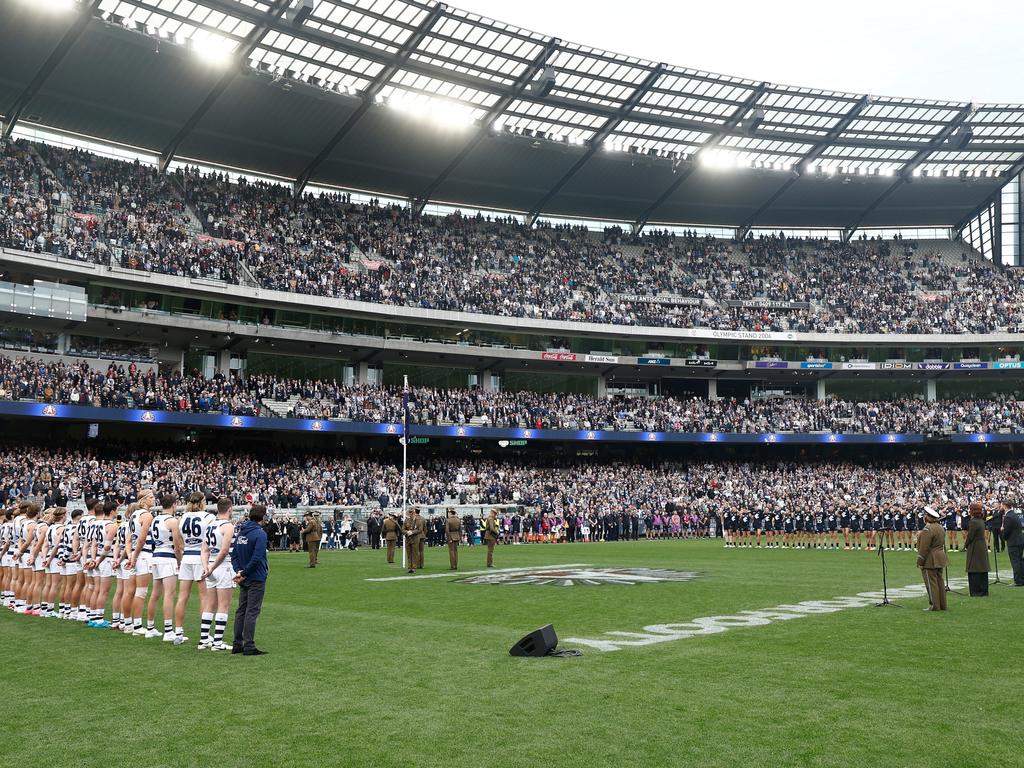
[150,557,178,580]
[97,560,113,579]
[19,553,32,569]
[178,560,205,582]
[206,564,236,591]
[62,561,82,577]
[115,563,130,580]
[128,552,153,577]
[46,559,62,575]
[86,568,98,578]
[1,554,13,568]
[33,556,45,572]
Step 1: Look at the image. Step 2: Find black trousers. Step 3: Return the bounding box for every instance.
[967,571,989,596]
[990,530,1004,552]
[1008,544,1024,586]
[233,579,266,652]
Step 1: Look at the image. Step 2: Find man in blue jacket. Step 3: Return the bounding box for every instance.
[231,504,269,656]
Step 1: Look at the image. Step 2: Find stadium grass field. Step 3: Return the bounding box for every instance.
[3,540,1021,768]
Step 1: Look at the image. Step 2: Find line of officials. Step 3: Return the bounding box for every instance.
[376,508,501,573]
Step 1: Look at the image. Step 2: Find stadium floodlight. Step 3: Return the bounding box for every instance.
[388,91,474,129]
[29,0,76,11]
[189,32,234,66]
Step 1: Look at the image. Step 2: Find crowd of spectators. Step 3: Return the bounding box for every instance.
[4,139,1023,335]
[2,353,1024,434]
[2,443,1019,537]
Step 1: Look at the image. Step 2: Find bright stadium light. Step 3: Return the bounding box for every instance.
[29,0,75,11]
[388,91,474,130]
[701,149,741,170]
[190,32,234,66]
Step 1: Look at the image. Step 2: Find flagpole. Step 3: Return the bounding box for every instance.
[401,374,409,569]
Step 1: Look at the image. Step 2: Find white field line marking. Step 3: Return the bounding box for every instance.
[563,570,1017,652]
[368,565,593,581]
[365,564,591,582]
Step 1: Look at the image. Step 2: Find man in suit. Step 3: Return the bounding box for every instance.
[366,511,382,550]
[483,508,500,568]
[446,508,462,570]
[403,507,424,574]
[917,506,950,611]
[382,513,400,564]
[999,501,1024,586]
[300,512,323,568]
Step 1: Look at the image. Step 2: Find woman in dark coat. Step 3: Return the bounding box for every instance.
[964,501,991,596]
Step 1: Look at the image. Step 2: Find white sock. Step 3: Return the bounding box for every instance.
[213,612,228,643]
[200,612,213,642]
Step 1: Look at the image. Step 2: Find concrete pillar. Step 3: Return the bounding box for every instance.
[816,379,826,401]
[56,333,70,355]
[925,379,937,402]
[480,369,497,392]
[215,349,231,376]
[355,362,370,385]
[596,375,608,398]
[707,378,718,400]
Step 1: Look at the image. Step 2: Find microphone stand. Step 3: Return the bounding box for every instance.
[874,537,901,608]
[991,531,1006,586]
[944,542,966,596]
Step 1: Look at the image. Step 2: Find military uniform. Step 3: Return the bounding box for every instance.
[403,510,425,573]
[483,512,500,567]
[917,512,950,610]
[382,515,399,563]
[446,511,462,570]
[301,514,323,568]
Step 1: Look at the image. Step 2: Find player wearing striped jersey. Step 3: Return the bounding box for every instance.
[124,488,156,636]
[11,502,40,613]
[40,508,67,617]
[0,508,15,607]
[199,496,236,650]
[146,493,183,641]
[173,492,213,645]
[79,499,104,622]
[84,501,119,628]
[57,508,83,618]
[109,511,131,630]
[67,501,98,621]
[26,508,52,616]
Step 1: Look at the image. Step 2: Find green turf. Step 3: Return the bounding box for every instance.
[2,540,1020,768]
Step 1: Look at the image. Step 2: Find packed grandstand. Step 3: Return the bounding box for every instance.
[3,139,1022,335]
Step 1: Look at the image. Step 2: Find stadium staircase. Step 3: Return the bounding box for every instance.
[262,395,303,418]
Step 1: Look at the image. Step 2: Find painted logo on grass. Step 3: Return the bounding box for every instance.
[456,567,701,587]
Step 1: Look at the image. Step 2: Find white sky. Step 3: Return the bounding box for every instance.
[452,0,1023,103]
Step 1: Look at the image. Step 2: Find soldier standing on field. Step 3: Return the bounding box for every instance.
[446,508,462,570]
[403,507,424,574]
[301,512,323,569]
[483,508,500,568]
[382,513,400,564]
[917,506,950,611]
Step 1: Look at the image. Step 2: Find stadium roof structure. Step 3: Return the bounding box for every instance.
[2,0,1024,234]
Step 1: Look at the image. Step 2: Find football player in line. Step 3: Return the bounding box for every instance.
[174,492,214,646]
[199,497,237,650]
